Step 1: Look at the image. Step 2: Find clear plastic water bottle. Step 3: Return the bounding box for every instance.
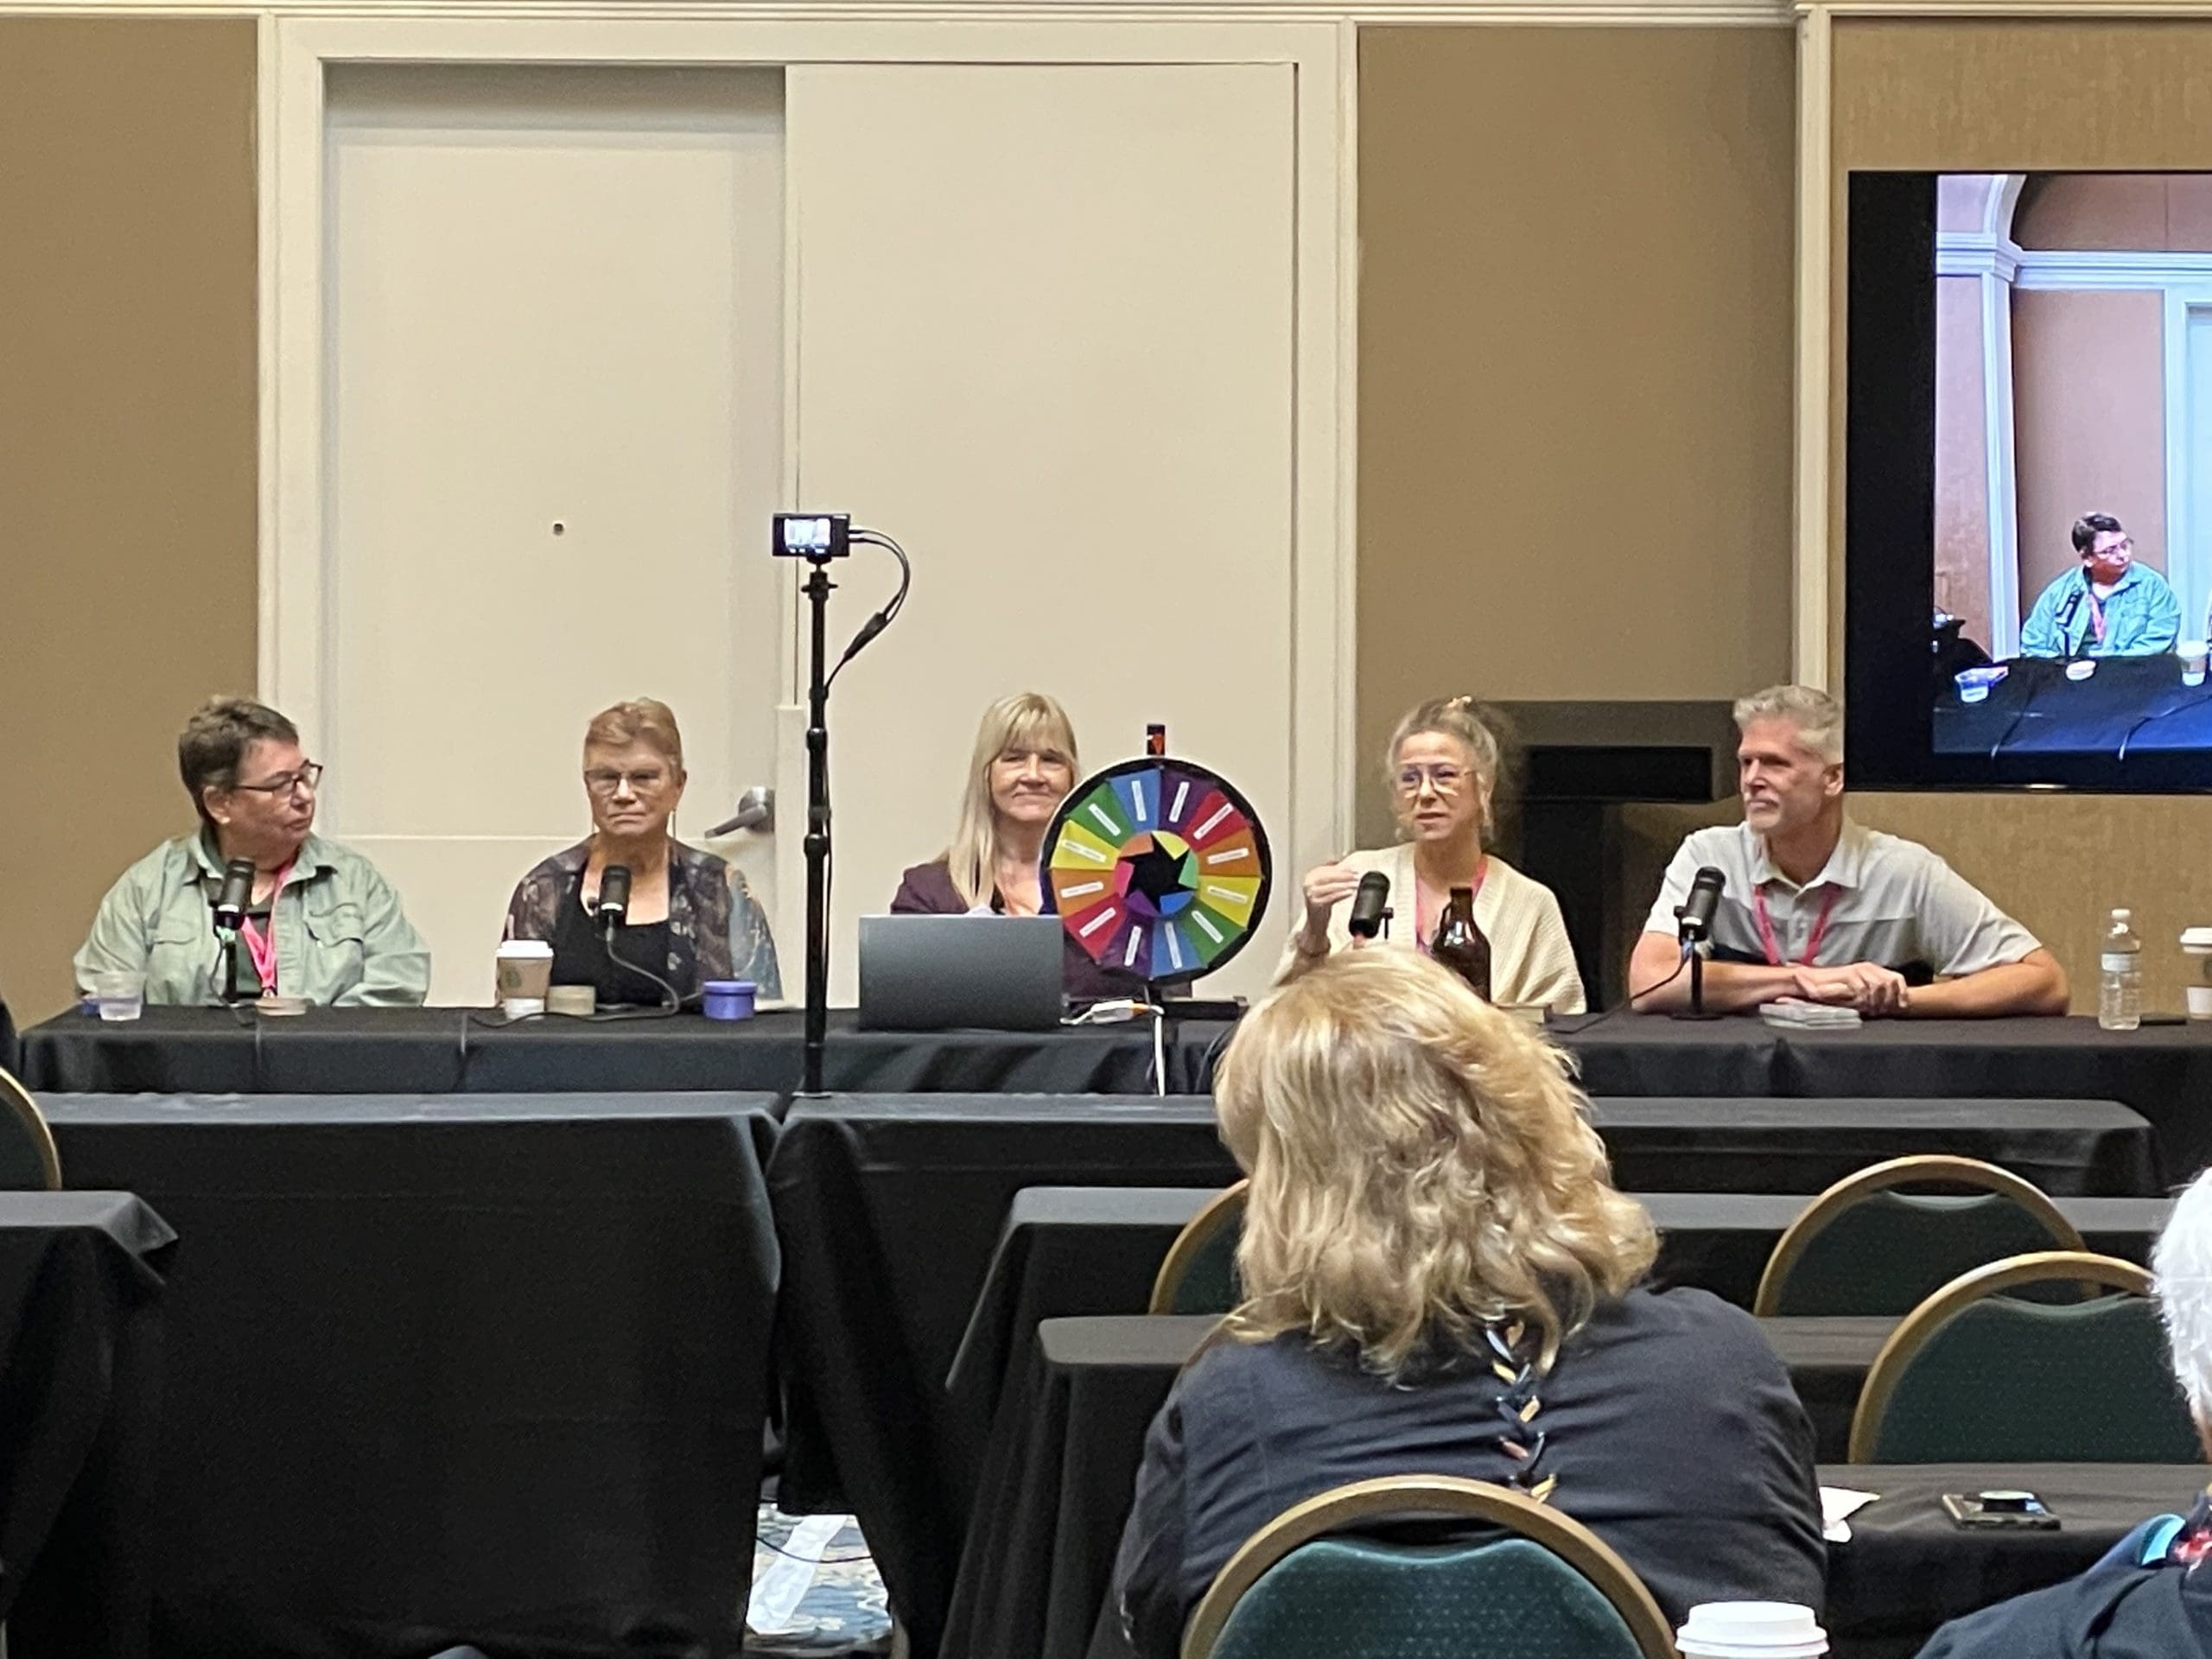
[2100,907,2143,1032]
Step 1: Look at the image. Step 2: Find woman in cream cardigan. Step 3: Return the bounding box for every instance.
[1280,696,1586,1013]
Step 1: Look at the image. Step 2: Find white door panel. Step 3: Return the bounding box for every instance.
[787,62,1299,1002]
[322,65,785,1004]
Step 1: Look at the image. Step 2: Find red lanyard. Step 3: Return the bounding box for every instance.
[1752,883,1840,967]
[2086,588,2109,646]
[237,860,296,995]
[1413,856,1487,952]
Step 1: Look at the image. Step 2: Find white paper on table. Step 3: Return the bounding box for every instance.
[1821,1485,1879,1543]
[748,1511,850,1634]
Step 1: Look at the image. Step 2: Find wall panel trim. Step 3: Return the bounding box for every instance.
[0,1,1797,26]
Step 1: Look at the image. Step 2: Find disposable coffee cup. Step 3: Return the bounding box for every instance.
[2184,927,2212,1020]
[1676,1602,1828,1659]
[495,939,555,1016]
[2184,642,2209,687]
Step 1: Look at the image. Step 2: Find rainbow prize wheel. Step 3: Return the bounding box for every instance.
[1041,755,1272,986]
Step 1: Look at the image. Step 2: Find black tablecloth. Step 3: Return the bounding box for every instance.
[946,1312,2203,1659]
[33,1009,2212,1182]
[19,1007,1230,1097]
[1565,1017,2212,1184]
[943,1188,2175,1445]
[1585,1096,2152,1195]
[0,1192,173,1659]
[1934,652,2212,763]
[766,1096,1241,1658]
[42,1092,781,1659]
[1826,1463,2209,1657]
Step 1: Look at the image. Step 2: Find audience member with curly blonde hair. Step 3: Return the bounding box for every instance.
[1109,950,1824,1653]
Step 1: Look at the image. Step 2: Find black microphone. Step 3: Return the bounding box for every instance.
[1675,867,1725,944]
[212,858,256,934]
[1347,871,1390,940]
[596,865,632,938]
[2056,587,2085,645]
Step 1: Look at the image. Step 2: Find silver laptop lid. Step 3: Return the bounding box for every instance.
[856,913,1065,1032]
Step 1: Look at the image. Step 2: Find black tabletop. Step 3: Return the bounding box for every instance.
[41,1091,780,1659]
[19,1006,1231,1097]
[946,1312,2205,1659]
[0,1192,173,1659]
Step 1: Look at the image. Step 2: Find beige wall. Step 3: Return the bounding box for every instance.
[1356,25,1796,840]
[2018,172,2212,252]
[1934,276,1993,644]
[0,17,259,1024]
[2011,288,2167,601]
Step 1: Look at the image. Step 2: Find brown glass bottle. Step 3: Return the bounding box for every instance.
[1431,886,1492,1001]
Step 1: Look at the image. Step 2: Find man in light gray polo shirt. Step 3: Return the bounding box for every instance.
[1630,685,2068,1018]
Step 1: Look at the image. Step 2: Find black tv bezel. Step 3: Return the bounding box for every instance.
[1843,168,2212,795]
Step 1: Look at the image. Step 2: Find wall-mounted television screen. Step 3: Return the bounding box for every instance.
[1847,169,2212,791]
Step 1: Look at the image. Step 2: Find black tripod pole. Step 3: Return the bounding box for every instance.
[799,557,836,1097]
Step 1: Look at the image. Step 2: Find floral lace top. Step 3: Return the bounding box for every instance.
[502,838,781,1000]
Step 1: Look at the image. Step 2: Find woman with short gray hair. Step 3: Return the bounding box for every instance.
[74,696,429,1006]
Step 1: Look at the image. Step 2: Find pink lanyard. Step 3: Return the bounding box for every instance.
[237,860,296,995]
[1752,883,1840,968]
[2086,588,2109,646]
[1412,856,1488,953]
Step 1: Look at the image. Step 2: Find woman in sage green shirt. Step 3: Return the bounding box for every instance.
[73,697,429,1007]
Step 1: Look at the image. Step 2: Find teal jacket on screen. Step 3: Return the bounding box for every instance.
[2019,562,2182,658]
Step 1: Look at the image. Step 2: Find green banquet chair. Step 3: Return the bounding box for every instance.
[1754,1154,2084,1317]
[1848,1250,2200,1464]
[1150,1179,1248,1315]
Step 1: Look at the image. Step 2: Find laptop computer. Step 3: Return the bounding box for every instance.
[856,913,1066,1032]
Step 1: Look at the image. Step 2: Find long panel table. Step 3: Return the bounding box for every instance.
[0,1192,175,1659]
[946,1311,2205,1659]
[41,1092,780,1659]
[19,1007,1224,1097]
[28,1009,2212,1179]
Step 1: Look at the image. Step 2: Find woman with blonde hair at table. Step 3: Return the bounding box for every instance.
[891,690,1123,1001]
[1280,695,1584,1012]
[1108,950,1825,1653]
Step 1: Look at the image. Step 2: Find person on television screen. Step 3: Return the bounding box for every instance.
[1630,685,2067,1018]
[2019,512,2180,659]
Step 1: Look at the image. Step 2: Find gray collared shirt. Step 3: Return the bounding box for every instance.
[74,829,430,1007]
[1642,819,2039,977]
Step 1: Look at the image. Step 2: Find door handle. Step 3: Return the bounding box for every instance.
[707,785,774,837]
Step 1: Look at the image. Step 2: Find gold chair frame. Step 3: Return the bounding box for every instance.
[1149,1179,1249,1315]
[1180,1474,1677,1659]
[0,1068,61,1191]
[1847,1249,2154,1464]
[1753,1154,2082,1316]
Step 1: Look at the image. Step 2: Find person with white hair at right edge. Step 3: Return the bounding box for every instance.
[1913,1166,2212,1656]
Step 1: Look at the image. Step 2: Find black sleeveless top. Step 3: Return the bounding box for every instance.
[546,884,690,1007]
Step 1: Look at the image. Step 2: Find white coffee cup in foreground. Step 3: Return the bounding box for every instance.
[494,938,555,1016]
[2183,927,2212,1020]
[1676,1601,1828,1658]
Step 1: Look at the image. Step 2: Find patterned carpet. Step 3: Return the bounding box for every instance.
[746,1506,894,1657]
